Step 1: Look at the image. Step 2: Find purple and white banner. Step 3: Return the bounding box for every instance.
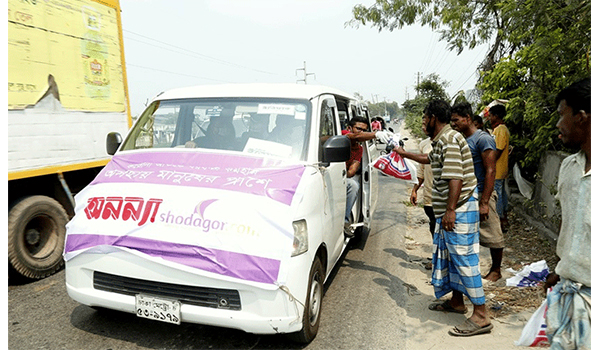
[64,150,307,287]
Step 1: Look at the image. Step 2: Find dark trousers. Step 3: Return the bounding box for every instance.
[424,206,436,238]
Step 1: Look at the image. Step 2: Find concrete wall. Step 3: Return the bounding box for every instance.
[533,151,569,232]
[509,151,570,241]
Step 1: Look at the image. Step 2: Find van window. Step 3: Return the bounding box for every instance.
[351,105,360,119]
[318,98,337,161]
[121,98,311,160]
[337,100,351,131]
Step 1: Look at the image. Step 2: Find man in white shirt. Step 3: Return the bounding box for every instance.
[544,77,591,349]
[410,136,434,270]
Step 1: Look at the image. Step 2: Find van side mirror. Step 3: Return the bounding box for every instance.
[106,132,123,155]
[320,135,351,166]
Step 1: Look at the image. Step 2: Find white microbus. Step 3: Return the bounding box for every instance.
[64,83,379,343]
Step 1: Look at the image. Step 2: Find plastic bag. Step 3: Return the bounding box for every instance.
[370,150,418,183]
[515,298,550,347]
[513,163,534,199]
[370,135,418,183]
[506,260,549,287]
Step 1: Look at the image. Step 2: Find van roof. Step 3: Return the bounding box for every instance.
[152,83,356,102]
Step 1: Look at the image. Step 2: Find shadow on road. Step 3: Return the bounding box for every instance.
[69,304,307,349]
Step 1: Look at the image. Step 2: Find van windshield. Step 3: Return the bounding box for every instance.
[121,98,311,160]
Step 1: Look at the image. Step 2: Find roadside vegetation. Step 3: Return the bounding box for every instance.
[349,0,591,180]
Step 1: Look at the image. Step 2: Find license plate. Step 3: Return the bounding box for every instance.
[135,294,181,325]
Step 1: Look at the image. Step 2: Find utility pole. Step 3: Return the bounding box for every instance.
[383,97,388,118]
[416,72,421,98]
[296,61,315,84]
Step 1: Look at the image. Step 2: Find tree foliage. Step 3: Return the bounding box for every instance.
[350,0,591,177]
[478,0,591,174]
[367,101,402,120]
[402,74,450,138]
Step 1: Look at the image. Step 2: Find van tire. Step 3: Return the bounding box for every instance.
[8,196,68,279]
[287,256,324,343]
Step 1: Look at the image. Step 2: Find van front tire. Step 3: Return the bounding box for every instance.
[287,256,324,343]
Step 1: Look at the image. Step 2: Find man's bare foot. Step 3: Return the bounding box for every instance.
[483,270,502,282]
[467,314,491,328]
[428,300,467,314]
[469,305,491,327]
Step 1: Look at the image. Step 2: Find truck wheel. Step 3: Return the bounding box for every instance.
[8,196,68,279]
[287,256,324,343]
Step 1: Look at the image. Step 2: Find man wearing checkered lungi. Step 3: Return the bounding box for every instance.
[394,99,492,337]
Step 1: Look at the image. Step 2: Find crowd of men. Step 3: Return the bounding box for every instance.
[343,78,590,347]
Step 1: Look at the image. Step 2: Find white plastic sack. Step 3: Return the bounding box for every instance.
[515,298,550,347]
[513,163,534,199]
[506,260,549,287]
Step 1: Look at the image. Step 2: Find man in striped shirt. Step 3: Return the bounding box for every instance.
[394,99,491,336]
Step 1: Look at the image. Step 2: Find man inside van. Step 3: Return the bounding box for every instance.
[342,117,392,238]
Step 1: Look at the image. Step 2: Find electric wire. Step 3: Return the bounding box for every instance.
[127,63,232,83]
[451,45,488,93]
[430,49,453,76]
[419,30,437,73]
[124,29,278,75]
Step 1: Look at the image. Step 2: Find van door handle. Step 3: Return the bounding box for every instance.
[342,169,347,177]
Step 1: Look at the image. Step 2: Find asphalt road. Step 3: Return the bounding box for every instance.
[8,163,415,350]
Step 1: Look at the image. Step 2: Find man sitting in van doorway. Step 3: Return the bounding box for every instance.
[342,117,392,238]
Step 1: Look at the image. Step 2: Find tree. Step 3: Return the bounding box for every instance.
[402,74,450,138]
[348,0,507,69]
[349,0,591,177]
[367,100,401,119]
[353,92,366,104]
[478,0,591,175]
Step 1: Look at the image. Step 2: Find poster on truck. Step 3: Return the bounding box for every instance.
[8,0,126,111]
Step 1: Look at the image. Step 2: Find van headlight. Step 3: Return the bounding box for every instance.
[291,220,308,257]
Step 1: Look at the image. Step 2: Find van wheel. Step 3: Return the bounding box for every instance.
[8,196,68,279]
[287,256,324,343]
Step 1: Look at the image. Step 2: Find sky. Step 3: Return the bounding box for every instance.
[120,0,490,117]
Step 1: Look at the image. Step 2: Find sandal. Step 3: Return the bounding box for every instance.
[428,300,467,314]
[448,319,493,337]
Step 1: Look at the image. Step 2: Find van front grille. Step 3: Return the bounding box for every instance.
[93,271,241,310]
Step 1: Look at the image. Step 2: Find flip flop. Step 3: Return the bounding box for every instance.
[448,319,493,337]
[428,300,467,314]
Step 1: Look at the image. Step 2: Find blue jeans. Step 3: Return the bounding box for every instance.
[494,179,508,219]
[345,176,359,223]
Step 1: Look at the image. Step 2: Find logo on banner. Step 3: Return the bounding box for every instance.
[158,199,260,236]
[84,197,163,226]
[194,199,219,219]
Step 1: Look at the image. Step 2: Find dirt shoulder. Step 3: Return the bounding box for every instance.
[395,121,558,349]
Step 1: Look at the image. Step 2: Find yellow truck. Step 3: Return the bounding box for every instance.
[8,0,131,279]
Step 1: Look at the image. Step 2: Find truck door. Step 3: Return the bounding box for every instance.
[317,95,345,264]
